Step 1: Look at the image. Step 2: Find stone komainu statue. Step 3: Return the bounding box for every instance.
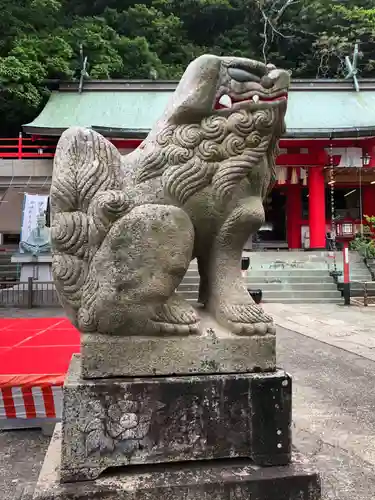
[50,55,290,337]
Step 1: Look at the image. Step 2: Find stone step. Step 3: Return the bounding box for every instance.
[246,275,333,281]
[180,280,338,288]
[350,268,372,272]
[182,296,343,304]
[178,290,342,301]
[262,290,342,299]
[349,279,373,284]
[348,268,371,273]
[181,277,337,285]
[177,291,199,299]
[244,283,339,291]
[178,283,200,291]
[263,297,342,304]
[350,289,375,298]
[348,272,370,277]
[180,278,200,285]
[351,283,375,290]
[249,266,331,271]
[248,269,333,275]
[350,278,373,283]
[245,277,334,284]
[180,283,339,291]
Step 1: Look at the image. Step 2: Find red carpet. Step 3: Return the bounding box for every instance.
[0,317,80,419]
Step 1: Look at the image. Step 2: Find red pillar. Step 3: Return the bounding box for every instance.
[308,166,326,249]
[363,186,375,218]
[18,132,23,160]
[286,184,301,249]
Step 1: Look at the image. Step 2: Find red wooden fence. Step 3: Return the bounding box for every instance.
[0,135,343,168]
[0,136,57,159]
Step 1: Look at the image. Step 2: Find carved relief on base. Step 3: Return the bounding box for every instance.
[60,356,291,483]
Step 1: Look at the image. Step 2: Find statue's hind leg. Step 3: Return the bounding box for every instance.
[90,204,200,336]
[206,196,275,336]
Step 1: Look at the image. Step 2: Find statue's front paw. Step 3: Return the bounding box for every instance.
[215,303,275,336]
[148,295,200,336]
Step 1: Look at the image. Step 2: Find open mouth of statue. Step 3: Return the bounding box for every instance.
[215,92,288,110]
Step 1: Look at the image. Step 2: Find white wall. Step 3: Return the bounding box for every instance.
[0,159,53,179]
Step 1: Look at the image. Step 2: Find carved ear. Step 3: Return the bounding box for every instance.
[162,55,222,123]
[51,127,123,216]
[50,127,123,328]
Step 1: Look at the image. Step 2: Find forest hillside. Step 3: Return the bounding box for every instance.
[0,0,374,134]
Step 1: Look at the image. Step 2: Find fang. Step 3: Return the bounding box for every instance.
[219,95,232,108]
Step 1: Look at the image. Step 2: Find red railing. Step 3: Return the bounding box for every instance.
[0,135,57,159]
[0,135,345,168]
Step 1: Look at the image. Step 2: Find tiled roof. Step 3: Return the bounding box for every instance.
[24,79,375,138]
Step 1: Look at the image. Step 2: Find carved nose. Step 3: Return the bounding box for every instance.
[260,75,274,89]
[263,69,291,90]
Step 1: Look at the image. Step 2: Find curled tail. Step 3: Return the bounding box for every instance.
[50,127,129,329]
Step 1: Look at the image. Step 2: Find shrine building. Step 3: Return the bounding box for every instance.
[1,77,375,250]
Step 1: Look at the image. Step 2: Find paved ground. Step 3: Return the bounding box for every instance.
[278,326,375,500]
[0,429,49,499]
[264,302,375,362]
[0,307,63,318]
[1,304,375,499]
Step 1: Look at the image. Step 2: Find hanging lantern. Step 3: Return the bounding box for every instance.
[277,166,287,185]
[290,168,298,185]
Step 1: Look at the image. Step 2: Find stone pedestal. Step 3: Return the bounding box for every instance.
[33,425,321,500]
[81,310,275,378]
[32,337,321,500]
[61,355,291,482]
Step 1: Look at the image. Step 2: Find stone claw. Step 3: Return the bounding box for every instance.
[215,303,275,337]
[148,296,200,336]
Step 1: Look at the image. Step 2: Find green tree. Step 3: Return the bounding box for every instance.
[1,0,375,135]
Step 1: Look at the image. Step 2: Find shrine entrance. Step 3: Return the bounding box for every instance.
[252,189,287,250]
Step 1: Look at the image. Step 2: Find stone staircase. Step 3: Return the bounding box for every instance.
[245,270,342,303]
[0,247,19,282]
[334,250,375,298]
[177,252,343,304]
[177,260,200,303]
[244,251,342,304]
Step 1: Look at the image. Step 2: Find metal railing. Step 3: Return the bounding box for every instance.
[349,280,375,307]
[0,278,60,308]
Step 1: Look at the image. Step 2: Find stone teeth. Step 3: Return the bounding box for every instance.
[219,95,232,108]
[252,95,260,103]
